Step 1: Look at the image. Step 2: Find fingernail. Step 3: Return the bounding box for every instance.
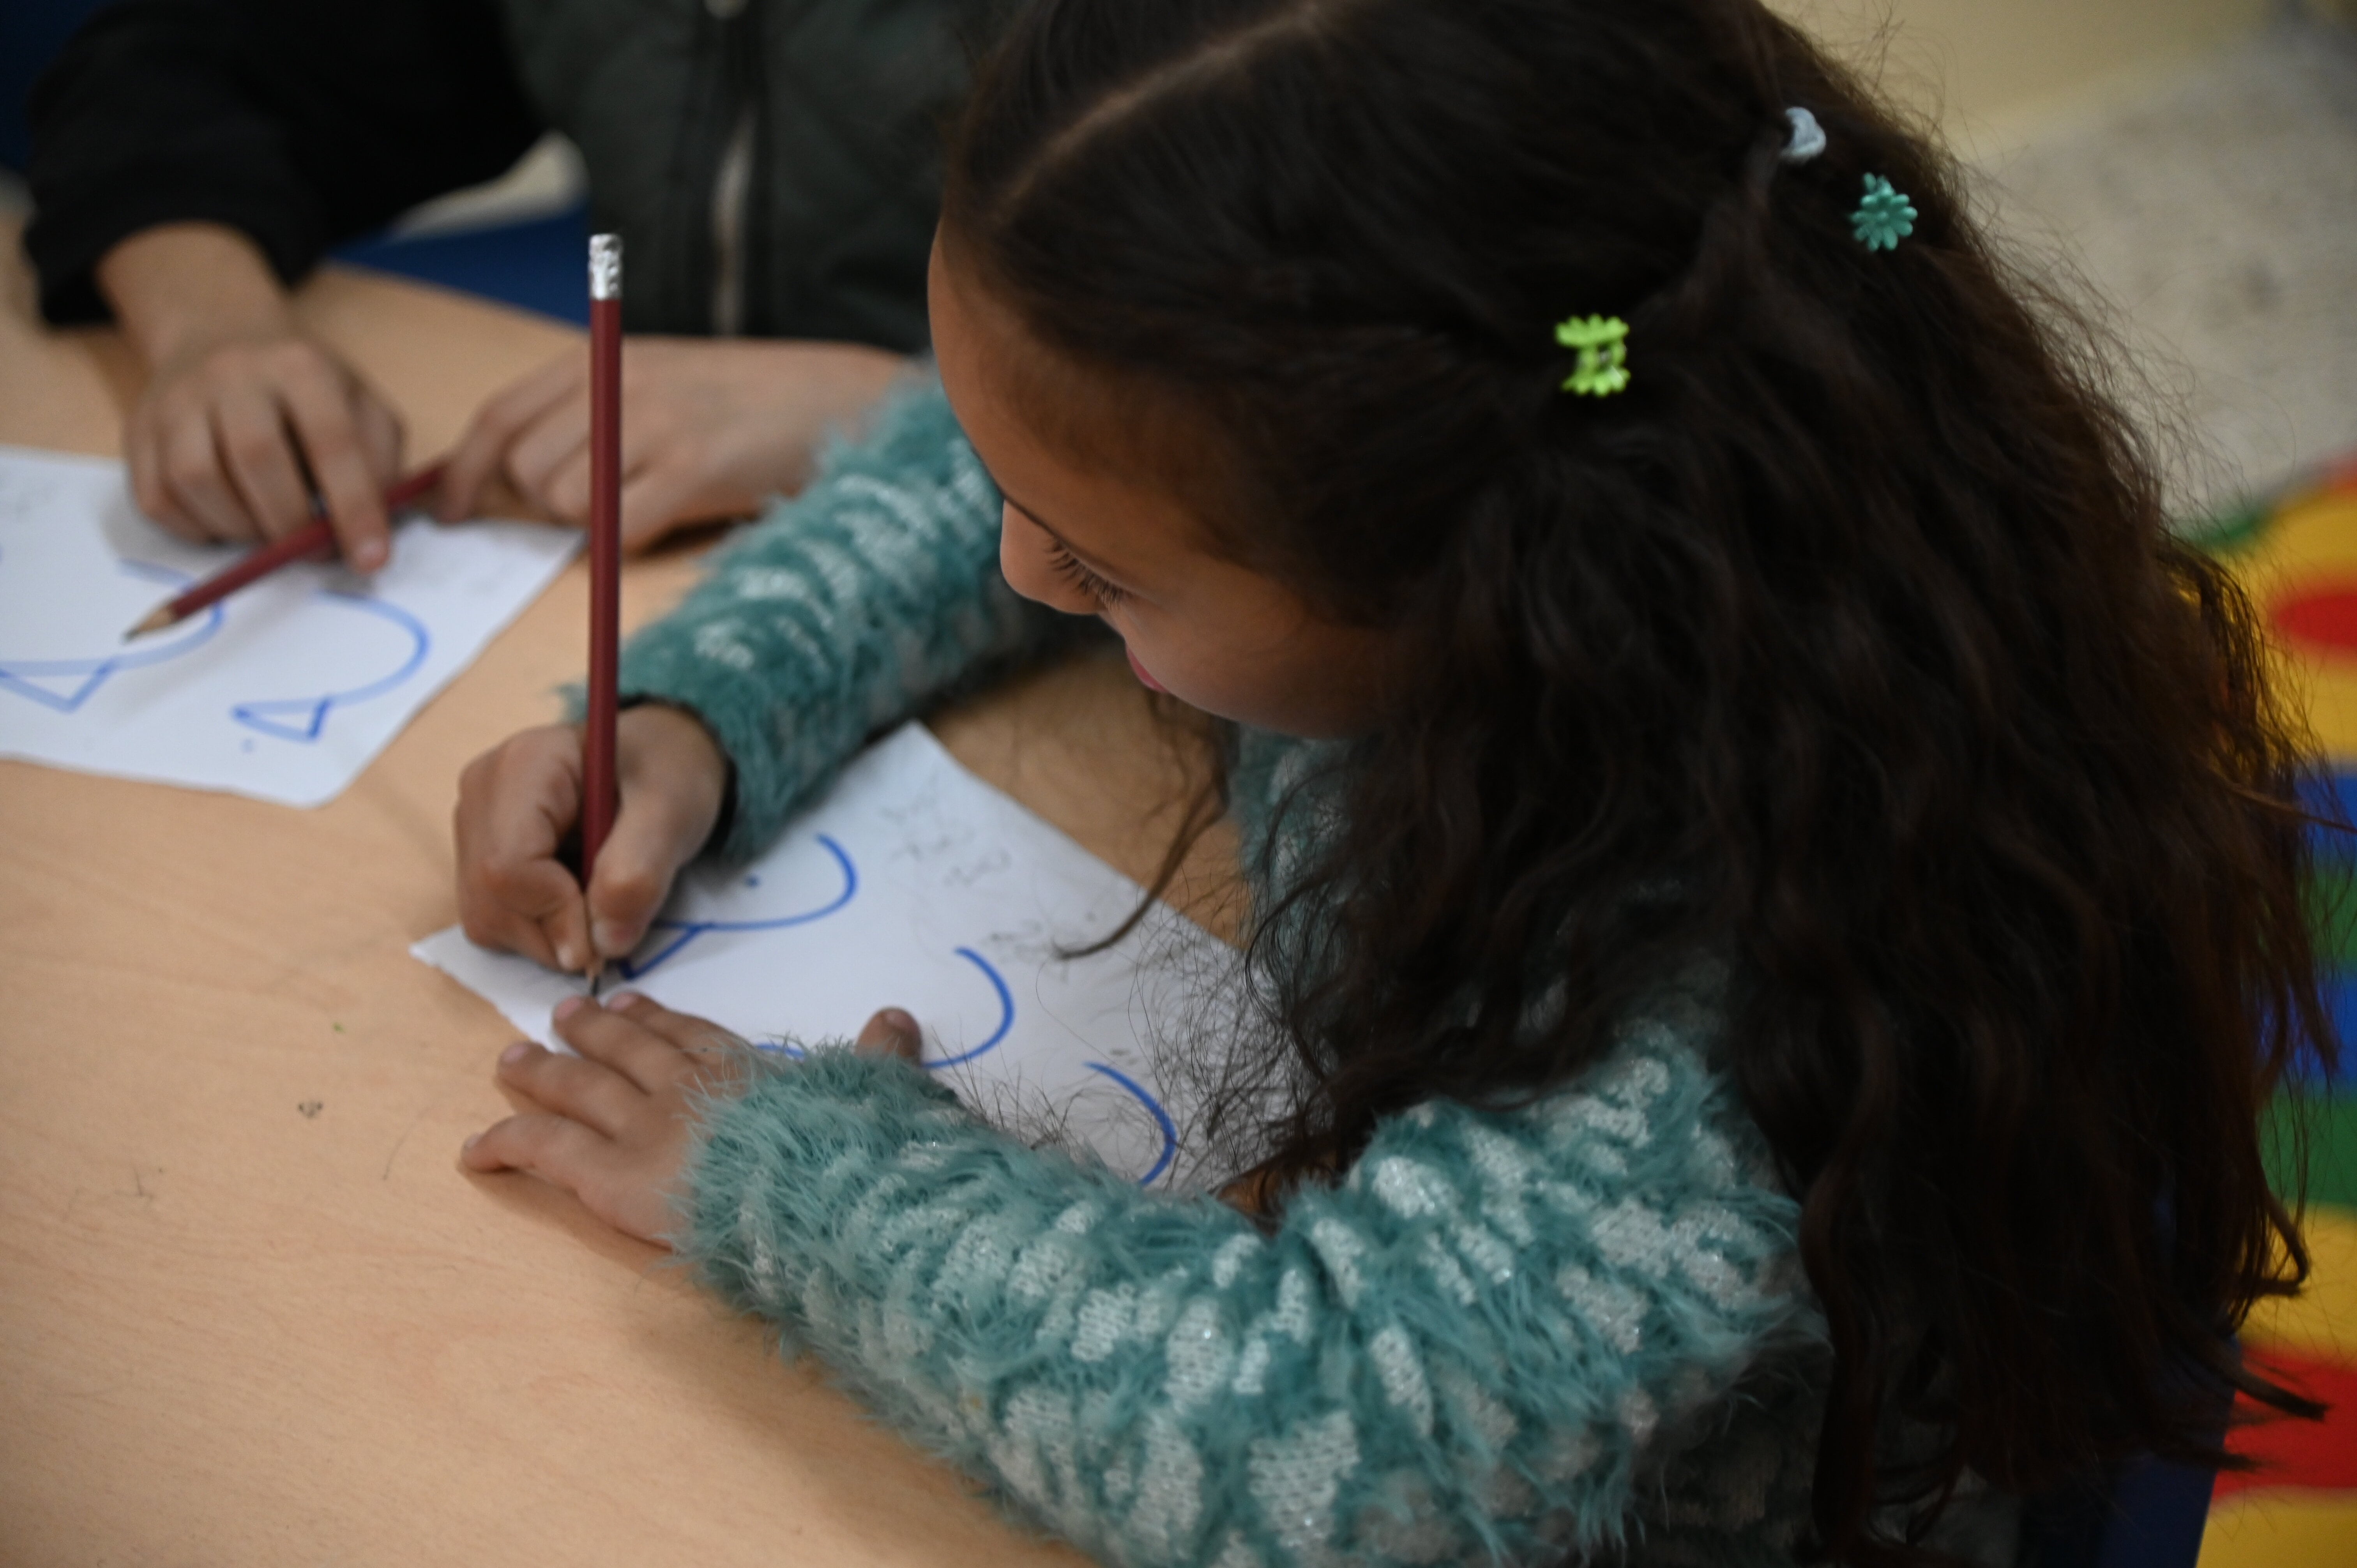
[608,990,645,1009]
[555,941,581,973]
[499,1041,532,1065]
[881,1009,919,1038]
[593,922,631,957]
[354,540,388,571]
[553,995,586,1022]
[463,1133,481,1152]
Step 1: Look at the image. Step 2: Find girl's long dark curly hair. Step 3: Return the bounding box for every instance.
[942,0,2332,1558]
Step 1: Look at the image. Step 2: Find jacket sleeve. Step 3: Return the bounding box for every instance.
[24,0,541,324]
[679,970,1820,1568]
[613,377,1080,860]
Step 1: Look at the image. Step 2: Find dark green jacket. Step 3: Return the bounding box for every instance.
[504,0,1003,344]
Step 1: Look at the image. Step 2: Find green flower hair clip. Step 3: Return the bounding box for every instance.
[1555,314,1631,397]
[1852,174,1918,251]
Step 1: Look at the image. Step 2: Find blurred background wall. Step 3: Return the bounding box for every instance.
[1776,0,2276,138]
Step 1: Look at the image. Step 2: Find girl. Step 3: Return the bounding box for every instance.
[454,1,2329,1563]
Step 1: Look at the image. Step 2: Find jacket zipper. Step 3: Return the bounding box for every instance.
[706,0,756,337]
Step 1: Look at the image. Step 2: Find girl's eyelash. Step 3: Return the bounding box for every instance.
[1045,537,1129,605]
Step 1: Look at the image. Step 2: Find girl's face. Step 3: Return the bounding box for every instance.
[929,241,1394,739]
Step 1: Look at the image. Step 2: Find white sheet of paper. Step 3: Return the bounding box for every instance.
[413,724,1248,1190]
[0,445,578,807]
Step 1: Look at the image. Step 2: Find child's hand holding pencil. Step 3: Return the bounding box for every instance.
[452,705,730,982]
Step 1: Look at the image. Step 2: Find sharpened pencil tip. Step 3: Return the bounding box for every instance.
[587,961,605,1000]
[123,604,178,641]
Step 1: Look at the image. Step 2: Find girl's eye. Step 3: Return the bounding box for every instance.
[1045,537,1129,606]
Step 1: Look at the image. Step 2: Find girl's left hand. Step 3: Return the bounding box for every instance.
[461,992,922,1245]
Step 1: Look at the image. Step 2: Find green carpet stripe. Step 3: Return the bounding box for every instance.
[2307,864,2357,968]
[2268,1092,2357,1211]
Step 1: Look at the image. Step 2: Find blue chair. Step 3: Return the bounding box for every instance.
[2023,1450,2223,1568]
[332,204,592,327]
[2020,1355,2235,1568]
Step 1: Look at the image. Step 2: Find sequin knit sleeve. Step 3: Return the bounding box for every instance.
[613,377,1070,860]
[679,969,1822,1567]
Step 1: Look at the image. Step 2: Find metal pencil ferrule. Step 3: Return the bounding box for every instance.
[589,234,623,300]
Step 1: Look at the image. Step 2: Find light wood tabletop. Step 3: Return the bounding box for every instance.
[0,219,1235,1567]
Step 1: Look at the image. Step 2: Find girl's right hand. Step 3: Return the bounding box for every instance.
[453,704,730,975]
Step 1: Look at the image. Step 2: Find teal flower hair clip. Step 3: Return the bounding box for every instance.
[1852,174,1918,251]
[1556,314,1631,397]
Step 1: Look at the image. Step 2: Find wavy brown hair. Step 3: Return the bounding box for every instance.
[942,0,2331,1557]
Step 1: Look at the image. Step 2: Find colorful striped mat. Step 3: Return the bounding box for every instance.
[2196,458,2357,1565]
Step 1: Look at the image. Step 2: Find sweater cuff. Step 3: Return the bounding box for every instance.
[614,625,822,862]
[677,1047,967,1317]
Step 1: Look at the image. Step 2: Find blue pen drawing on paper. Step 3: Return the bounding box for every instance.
[0,557,226,713]
[228,592,431,742]
[930,947,1015,1065]
[760,942,1016,1067]
[617,833,861,977]
[0,558,438,743]
[1086,1061,1179,1186]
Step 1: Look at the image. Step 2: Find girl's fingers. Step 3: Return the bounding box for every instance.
[553,995,720,1095]
[584,793,702,962]
[461,897,566,973]
[598,993,753,1073]
[533,903,595,979]
[466,856,586,970]
[856,1009,924,1060]
[495,1038,646,1140]
[583,706,729,962]
[453,729,595,971]
[461,1107,608,1180]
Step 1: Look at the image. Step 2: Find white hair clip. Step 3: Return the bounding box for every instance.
[1782,106,1827,164]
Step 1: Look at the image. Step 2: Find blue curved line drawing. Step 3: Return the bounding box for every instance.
[0,559,225,713]
[616,835,859,979]
[1085,1062,1179,1187]
[922,947,1015,1068]
[229,591,430,741]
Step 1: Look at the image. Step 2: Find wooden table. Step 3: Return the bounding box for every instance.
[0,220,1234,1565]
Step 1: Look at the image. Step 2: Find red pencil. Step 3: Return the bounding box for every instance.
[121,464,447,639]
[581,233,624,988]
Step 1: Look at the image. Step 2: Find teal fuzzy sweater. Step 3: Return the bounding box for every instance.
[617,383,1857,1566]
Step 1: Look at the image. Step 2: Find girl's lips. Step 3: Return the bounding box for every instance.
[1125,647,1167,693]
